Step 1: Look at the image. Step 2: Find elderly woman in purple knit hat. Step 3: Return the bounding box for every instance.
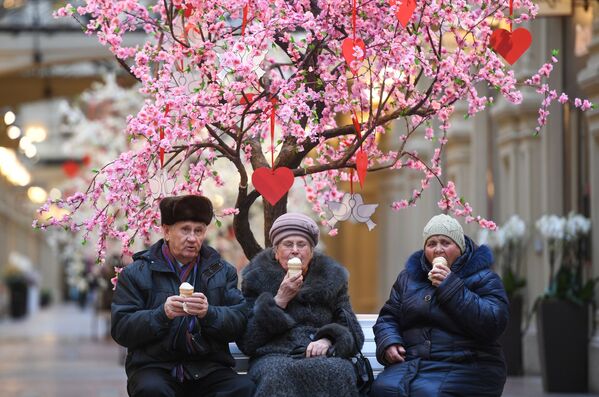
[238,212,364,397]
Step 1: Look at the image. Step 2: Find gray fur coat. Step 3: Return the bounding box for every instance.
[239,248,364,397]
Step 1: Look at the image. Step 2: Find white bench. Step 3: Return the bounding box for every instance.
[229,314,383,377]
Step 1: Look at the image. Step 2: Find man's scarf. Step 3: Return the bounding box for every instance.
[161,242,202,382]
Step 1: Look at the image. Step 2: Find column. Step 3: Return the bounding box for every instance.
[491,17,565,375]
[445,101,475,235]
[577,9,599,393]
[377,121,440,306]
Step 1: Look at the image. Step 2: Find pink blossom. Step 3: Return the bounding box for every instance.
[221,207,240,216]
[391,200,409,211]
[43,0,592,262]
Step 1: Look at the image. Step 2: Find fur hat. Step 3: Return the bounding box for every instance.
[422,214,465,253]
[269,212,320,247]
[160,195,213,225]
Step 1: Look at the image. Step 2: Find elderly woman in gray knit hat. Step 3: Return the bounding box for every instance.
[238,212,364,397]
[370,214,509,397]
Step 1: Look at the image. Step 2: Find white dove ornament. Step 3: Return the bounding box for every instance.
[327,193,378,231]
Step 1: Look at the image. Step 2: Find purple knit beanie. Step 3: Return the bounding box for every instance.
[269,213,320,247]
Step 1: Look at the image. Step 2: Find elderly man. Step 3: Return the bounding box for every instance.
[111,195,254,397]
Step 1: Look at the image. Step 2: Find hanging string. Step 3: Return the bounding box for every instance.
[349,0,362,194]
[351,109,362,152]
[270,98,276,170]
[509,0,513,32]
[352,0,357,41]
[160,104,170,168]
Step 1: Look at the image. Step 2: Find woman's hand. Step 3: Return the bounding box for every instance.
[306,338,332,357]
[274,272,303,308]
[384,344,406,364]
[428,262,451,287]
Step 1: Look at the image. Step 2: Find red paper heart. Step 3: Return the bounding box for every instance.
[184,5,193,18]
[390,0,416,28]
[240,93,257,105]
[489,28,532,65]
[342,37,365,74]
[62,161,80,178]
[252,167,294,205]
[356,151,368,188]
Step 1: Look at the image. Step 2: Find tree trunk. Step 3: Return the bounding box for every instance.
[233,187,290,259]
[263,195,288,247]
[233,186,262,260]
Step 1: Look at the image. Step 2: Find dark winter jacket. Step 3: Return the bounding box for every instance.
[238,248,364,397]
[111,240,248,379]
[371,236,509,397]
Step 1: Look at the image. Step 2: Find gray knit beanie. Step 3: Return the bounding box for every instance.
[422,214,465,253]
[269,213,320,247]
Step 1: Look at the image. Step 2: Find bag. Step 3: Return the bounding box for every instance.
[351,350,374,396]
[340,308,374,396]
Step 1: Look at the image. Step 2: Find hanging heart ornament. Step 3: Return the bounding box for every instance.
[342,37,366,74]
[355,151,368,189]
[62,161,80,178]
[489,28,532,65]
[252,167,294,205]
[390,0,417,28]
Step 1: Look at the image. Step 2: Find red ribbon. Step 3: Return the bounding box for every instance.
[351,109,362,144]
[242,1,251,36]
[352,0,357,40]
[270,98,277,170]
[160,104,170,168]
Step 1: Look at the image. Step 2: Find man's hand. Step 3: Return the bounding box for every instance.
[384,344,406,364]
[183,292,209,319]
[306,338,332,357]
[164,295,187,319]
[274,272,303,309]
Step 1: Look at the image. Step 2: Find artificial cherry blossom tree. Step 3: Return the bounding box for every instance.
[37,0,586,261]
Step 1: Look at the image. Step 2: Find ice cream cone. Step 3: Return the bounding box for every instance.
[287,257,303,277]
[179,282,194,297]
[432,257,447,269]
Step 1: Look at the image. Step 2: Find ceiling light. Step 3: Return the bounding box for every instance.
[24,145,37,158]
[19,136,33,151]
[4,110,16,125]
[0,147,31,186]
[27,186,48,204]
[49,188,62,200]
[25,126,47,143]
[7,125,21,139]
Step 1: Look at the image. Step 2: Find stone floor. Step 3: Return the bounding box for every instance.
[0,303,596,397]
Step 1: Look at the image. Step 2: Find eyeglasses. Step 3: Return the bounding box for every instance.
[279,240,310,250]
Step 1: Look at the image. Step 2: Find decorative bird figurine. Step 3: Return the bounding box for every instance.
[327,193,378,231]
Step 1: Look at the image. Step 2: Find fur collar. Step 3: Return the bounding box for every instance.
[242,248,349,304]
[406,236,494,281]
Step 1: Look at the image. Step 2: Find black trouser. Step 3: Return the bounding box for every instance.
[127,366,255,397]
